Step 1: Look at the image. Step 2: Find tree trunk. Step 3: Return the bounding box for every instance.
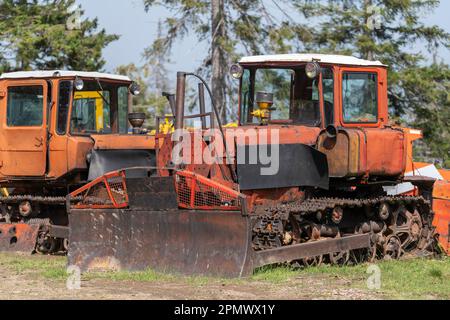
[211,0,227,123]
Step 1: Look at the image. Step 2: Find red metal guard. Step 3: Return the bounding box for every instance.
[70,171,129,209]
[175,171,243,211]
[70,169,244,211]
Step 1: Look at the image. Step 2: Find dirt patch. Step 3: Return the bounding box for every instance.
[0,254,383,300]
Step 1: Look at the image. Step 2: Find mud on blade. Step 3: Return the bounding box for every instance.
[68,209,253,277]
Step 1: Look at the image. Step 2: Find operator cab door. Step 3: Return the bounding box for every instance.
[0,80,48,177]
[337,67,387,128]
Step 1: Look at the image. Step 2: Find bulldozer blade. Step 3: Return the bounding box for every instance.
[68,209,254,277]
[0,223,40,253]
[68,208,372,278]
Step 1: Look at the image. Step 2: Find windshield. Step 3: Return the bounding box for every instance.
[240,66,332,126]
[69,80,129,135]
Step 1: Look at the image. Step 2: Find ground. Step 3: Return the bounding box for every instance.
[0,253,448,300]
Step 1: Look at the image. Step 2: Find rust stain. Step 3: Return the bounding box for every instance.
[0,223,40,253]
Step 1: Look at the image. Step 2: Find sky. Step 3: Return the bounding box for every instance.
[77,0,450,77]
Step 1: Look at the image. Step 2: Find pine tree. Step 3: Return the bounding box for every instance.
[291,0,450,166]
[143,0,307,122]
[115,63,170,130]
[0,0,118,73]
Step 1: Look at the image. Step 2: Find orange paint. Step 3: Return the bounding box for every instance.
[0,75,156,186]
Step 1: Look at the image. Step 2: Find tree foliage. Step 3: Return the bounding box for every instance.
[292,0,449,165]
[115,63,171,130]
[0,0,118,72]
[142,0,308,121]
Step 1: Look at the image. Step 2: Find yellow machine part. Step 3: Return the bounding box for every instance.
[150,115,175,135]
[73,91,104,131]
[251,109,270,120]
[0,188,9,197]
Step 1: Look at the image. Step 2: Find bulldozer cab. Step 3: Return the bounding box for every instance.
[0,71,147,182]
[236,54,388,130]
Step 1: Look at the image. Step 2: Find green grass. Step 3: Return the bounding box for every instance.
[84,268,175,282]
[0,253,228,286]
[0,253,67,280]
[0,252,448,299]
[252,257,450,299]
[252,265,300,282]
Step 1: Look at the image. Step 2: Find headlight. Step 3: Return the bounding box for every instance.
[74,77,84,90]
[305,62,321,79]
[130,82,141,96]
[230,64,244,79]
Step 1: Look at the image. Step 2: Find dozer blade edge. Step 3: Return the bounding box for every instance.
[68,208,370,278]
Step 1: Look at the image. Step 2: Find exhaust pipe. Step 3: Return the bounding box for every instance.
[174,72,187,131]
[198,83,207,130]
[162,92,176,115]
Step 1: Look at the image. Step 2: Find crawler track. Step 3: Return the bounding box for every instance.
[252,196,438,266]
[0,195,78,254]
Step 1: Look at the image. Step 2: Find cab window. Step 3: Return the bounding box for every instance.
[57,81,72,134]
[71,91,111,134]
[240,67,321,126]
[342,72,378,123]
[255,68,292,121]
[240,69,251,124]
[7,86,44,126]
[322,68,334,126]
[118,86,129,134]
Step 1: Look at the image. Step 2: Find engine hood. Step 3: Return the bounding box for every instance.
[87,134,157,181]
[90,134,157,150]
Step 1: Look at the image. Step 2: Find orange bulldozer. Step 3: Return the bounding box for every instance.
[0,71,157,254]
[67,54,447,277]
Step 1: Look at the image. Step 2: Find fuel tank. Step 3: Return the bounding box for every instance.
[317,127,406,179]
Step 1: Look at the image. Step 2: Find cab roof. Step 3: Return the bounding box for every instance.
[0,70,131,82]
[239,53,386,67]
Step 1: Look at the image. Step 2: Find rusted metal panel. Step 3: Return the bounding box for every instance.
[68,209,254,277]
[237,144,329,190]
[317,129,363,178]
[432,180,450,254]
[434,180,450,201]
[48,225,69,239]
[67,136,94,173]
[91,134,157,150]
[433,199,450,254]
[68,208,373,277]
[126,176,178,211]
[254,234,371,267]
[318,127,406,180]
[87,149,155,181]
[365,128,406,177]
[0,223,39,253]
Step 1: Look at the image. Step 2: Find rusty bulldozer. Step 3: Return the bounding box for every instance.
[68,54,447,277]
[0,71,157,254]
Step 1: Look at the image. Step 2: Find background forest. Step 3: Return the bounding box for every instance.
[0,0,448,166]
